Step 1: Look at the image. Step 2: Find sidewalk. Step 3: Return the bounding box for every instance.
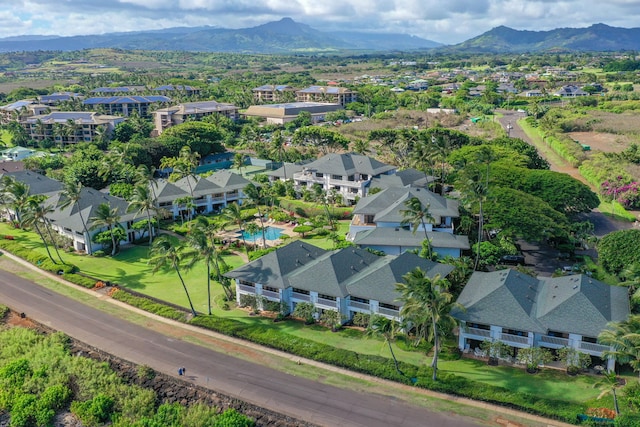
[0,250,575,427]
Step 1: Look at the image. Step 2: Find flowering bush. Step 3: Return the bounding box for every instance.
[601,178,640,209]
[94,281,106,289]
[586,407,616,419]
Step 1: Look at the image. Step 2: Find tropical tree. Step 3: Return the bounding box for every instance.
[89,203,123,256]
[127,184,156,245]
[233,152,248,176]
[148,234,197,317]
[594,371,622,415]
[396,269,460,381]
[160,146,199,198]
[185,217,226,315]
[59,180,91,254]
[599,315,640,377]
[462,169,488,270]
[243,183,268,247]
[221,203,247,254]
[22,195,58,264]
[366,315,403,375]
[1,175,30,225]
[400,197,434,259]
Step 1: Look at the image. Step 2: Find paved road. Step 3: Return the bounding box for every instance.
[0,268,479,427]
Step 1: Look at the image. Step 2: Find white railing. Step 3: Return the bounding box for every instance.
[378,307,400,318]
[262,290,279,300]
[292,292,310,302]
[317,297,337,308]
[580,342,609,353]
[465,327,491,338]
[238,284,255,293]
[539,335,569,346]
[501,333,529,345]
[349,301,370,311]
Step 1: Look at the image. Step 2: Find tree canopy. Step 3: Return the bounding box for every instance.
[598,229,640,275]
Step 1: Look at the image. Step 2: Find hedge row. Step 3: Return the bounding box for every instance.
[110,289,188,321]
[543,133,586,167]
[0,304,8,320]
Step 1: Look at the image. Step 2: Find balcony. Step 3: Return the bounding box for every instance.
[501,332,529,345]
[539,335,569,347]
[261,289,280,300]
[349,300,370,311]
[238,284,255,293]
[377,307,400,318]
[317,297,337,308]
[579,342,609,354]
[292,291,310,302]
[465,327,491,339]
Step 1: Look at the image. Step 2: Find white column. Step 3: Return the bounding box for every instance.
[490,325,502,341]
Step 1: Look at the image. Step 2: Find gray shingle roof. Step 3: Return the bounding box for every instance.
[369,168,435,190]
[352,227,470,250]
[301,153,395,178]
[346,252,454,305]
[0,170,63,196]
[353,187,459,224]
[224,241,327,289]
[453,271,630,337]
[204,170,250,191]
[154,180,188,204]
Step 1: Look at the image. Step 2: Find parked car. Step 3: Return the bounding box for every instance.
[500,255,525,265]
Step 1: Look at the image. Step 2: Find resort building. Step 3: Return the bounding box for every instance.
[0,100,51,125]
[452,270,630,371]
[22,112,124,145]
[153,100,239,135]
[226,242,454,323]
[252,85,296,103]
[243,102,342,125]
[295,86,357,107]
[83,95,171,117]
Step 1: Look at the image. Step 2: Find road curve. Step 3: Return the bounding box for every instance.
[0,268,479,427]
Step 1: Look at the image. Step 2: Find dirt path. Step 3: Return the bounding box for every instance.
[497,110,640,233]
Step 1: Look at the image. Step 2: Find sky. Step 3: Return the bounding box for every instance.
[1,0,639,45]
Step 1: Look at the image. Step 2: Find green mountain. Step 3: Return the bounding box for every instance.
[447,23,640,53]
[0,18,441,53]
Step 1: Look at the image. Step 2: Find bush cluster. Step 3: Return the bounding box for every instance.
[110,289,188,321]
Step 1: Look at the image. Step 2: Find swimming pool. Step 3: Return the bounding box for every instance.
[240,226,284,242]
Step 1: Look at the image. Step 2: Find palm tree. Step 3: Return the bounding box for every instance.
[243,183,268,247]
[89,203,122,256]
[366,315,403,375]
[221,203,248,254]
[22,195,58,264]
[160,146,199,198]
[233,152,247,176]
[594,371,622,415]
[396,269,460,381]
[148,234,197,317]
[1,175,30,225]
[185,217,227,315]
[599,315,640,378]
[400,197,434,259]
[59,180,92,254]
[463,169,488,271]
[127,184,156,245]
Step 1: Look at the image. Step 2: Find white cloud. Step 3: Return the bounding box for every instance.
[0,0,637,44]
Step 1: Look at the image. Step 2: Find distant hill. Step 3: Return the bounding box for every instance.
[0,18,442,53]
[447,23,640,53]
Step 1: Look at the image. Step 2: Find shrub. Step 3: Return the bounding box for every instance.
[352,312,370,328]
[214,408,255,427]
[92,250,106,257]
[71,394,115,427]
[110,290,187,321]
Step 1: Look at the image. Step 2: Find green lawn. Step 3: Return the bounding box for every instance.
[0,129,13,146]
[0,221,611,407]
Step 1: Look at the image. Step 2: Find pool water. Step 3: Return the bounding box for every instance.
[240,226,284,242]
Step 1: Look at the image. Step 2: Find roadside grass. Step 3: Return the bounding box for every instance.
[597,197,638,222]
[0,221,611,407]
[0,129,13,146]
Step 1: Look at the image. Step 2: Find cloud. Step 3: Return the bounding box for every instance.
[0,0,638,44]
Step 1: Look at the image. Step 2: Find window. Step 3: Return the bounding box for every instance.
[264,286,278,293]
[292,288,309,295]
[331,174,342,180]
[351,296,369,304]
[333,186,341,191]
[379,303,398,310]
[468,323,490,330]
[318,294,336,301]
[361,174,368,180]
[364,215,374,223]
[239,280,255,287]
[347,175,355,181]
[316,172,323,178]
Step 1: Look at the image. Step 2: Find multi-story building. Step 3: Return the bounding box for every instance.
[22,112,124,145]
[0,100,51,125]
[83,95,171,117]
[243,102,342,125]
[295,86,357,107]
[252,85,296,103]
[152,101,238,135]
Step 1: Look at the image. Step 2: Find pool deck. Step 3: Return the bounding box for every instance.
[221,220,300,248]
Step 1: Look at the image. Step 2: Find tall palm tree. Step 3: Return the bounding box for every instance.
[185,216,226,315]
[89,203,122,256]
[148,234,197,317]
[22,195,58,264]
[366,315,403,375]
[59,180,92,254]
[1,175,30,225]
[463,169,488,271]
[396,269,460,381]
[243,183,268,247]
[400,197,434,259]
[127,184,156,245]
[594,371,622,415]
[221,203,248,254]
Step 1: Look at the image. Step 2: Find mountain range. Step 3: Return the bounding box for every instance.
[0,19,639,54]
[0,18,442,54]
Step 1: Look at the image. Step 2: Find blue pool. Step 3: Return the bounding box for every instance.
[240,226,284,242]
